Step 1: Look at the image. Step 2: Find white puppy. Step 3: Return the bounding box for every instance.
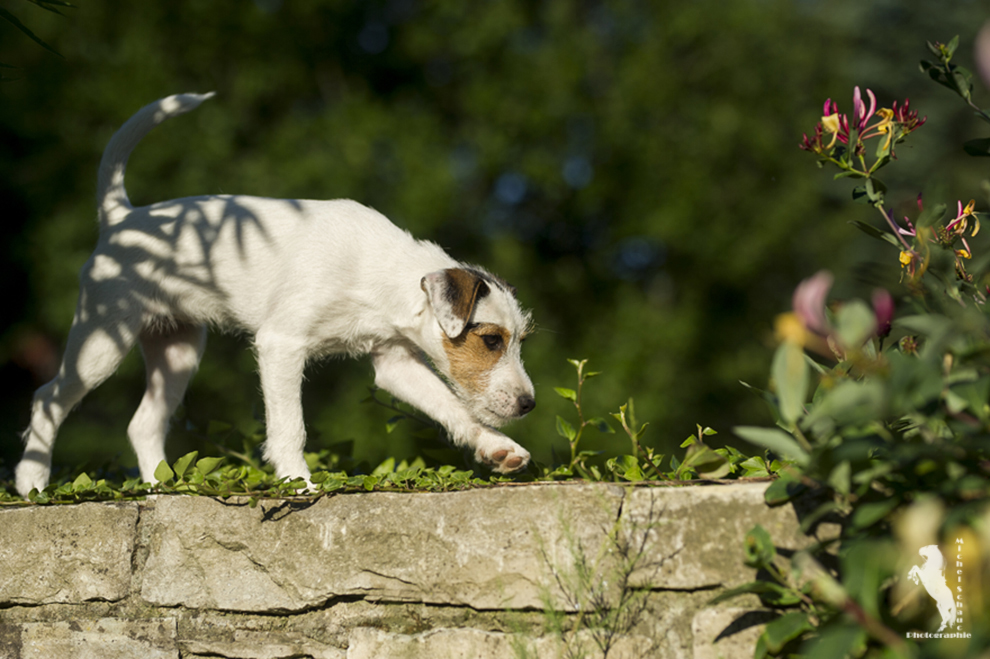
[15,93,535,497]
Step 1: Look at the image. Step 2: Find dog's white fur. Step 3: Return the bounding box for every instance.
[15,93,535,497]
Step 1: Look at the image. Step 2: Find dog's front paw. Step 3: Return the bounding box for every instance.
[475,429,531,474]
[15,460,51,499]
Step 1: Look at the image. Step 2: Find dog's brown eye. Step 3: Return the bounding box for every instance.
[482,334,503,351]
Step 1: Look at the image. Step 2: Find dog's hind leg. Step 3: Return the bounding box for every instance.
[15,306,142,497]
[128,323,207,484]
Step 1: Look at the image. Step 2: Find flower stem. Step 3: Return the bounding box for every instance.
[874,200,914,253]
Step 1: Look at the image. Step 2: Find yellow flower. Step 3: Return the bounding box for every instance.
[821,113,841,149]
[948,199,979,236]
[774,312,808,347]
[899,250,913,267]
[956,248,972,259]
[961,200,980,237]
[874,108,895,152]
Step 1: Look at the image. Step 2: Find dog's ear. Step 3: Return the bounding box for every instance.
[421,268,490,338]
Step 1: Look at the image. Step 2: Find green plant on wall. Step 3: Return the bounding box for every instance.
[511,491,671,659]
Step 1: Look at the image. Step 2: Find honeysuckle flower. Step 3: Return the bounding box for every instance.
[853,86,877,132]
[947,199,980,236]
[891,99,926,134]
[800,88,925,165]
[888,208,916,236]
[800,123,827,153]
[775,271,833,351]
[777,271,894,355]
[820,99,847,149]
[792,270,833,336]
[870,107,896,152]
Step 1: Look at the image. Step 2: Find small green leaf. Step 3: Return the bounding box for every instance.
[195,457,224,476]
[764,472,805,505]
[682,444,730,479]
[834,300,877,350]
[372,457,396,476]
[864,177,886,202]
[172,451,199,479]
[802,624,868,659]
[554,387,577,401]
[947,35,960,57]
[72,472,93,491]
[850,498,899,530]
[952,65,974,100]
[963,137,990,157]
[848,220,899,246]
[743,524,776,569]
[385,415,404,434]
[587,417,614,433]
[555,415,576,441]
[827,461,851,496]
[733,426,809,466]
[154,460,175,484]
[772,342,809,426]
[762,611,814,654]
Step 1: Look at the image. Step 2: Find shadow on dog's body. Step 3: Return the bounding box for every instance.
[15,93,535,497]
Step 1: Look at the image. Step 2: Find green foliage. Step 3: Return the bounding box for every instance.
[3,449,491,507]
[721,35,990,657]
[538,358,782,484]
[1,355,785,504]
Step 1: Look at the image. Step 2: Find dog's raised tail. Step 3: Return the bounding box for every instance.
[97,92,215,229]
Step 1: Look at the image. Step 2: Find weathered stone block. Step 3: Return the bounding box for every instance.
[346,627,656,659]
[15,618,176,659]
[692,607,778,659]
[0,503,138,605]
[620,483,820,590]
[179,629,344,659]
[141,485,624,612]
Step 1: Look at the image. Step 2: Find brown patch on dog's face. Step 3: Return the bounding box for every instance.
[442,322,511,396]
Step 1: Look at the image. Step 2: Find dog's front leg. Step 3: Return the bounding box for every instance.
[255,331,312,484]
[371,344,530,473]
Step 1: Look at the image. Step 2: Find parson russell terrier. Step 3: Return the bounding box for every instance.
[14,93,535,497]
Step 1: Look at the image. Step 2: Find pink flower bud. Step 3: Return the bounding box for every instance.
[872,289,894,337]
[792,271,833,335]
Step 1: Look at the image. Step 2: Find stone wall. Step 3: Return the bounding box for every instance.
[0,482,824,658]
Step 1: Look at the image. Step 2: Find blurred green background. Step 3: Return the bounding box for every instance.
[1,0,987,477]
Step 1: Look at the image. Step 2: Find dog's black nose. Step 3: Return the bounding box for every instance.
[517,395,536,416]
